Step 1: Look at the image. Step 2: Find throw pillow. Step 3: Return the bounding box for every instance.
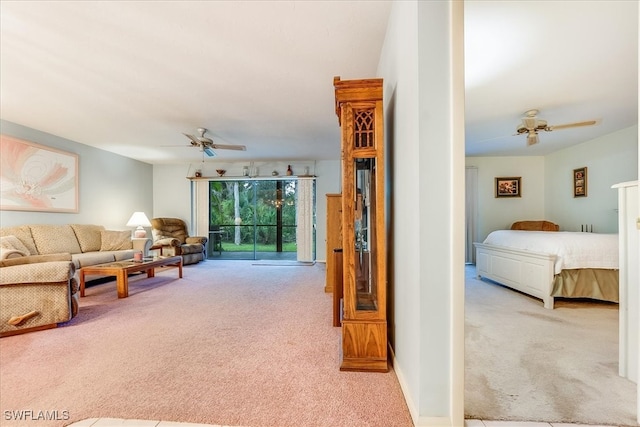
[100,230,133,251]
[0,226,38,255]
[71,224,105,252]
[0,235,31,255]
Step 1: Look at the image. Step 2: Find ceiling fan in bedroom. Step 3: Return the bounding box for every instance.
[182,127,246,157]
[515,109,598,146]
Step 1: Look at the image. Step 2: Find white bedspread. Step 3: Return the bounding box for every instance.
[482,230,618,275]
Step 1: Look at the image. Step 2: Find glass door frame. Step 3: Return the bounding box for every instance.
[205,176,308,261]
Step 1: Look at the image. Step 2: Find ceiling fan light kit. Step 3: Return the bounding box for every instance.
[182,128,247,157]
[515,109,597,146]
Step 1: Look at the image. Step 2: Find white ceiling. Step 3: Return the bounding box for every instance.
[1,1,638,165]
[464,0,638,157]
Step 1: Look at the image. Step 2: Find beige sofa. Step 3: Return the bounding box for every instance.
[0,224,151,337]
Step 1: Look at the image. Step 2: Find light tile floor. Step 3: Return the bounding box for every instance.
[466,420,618,427]
[68,418,620,427]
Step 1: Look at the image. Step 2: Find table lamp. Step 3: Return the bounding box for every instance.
[126,212,152,238]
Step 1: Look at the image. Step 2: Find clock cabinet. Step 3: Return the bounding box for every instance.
[333,76,387,372]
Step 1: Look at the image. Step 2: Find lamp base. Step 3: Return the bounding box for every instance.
[134,227,147,238]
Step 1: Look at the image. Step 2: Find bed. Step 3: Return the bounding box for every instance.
[474,221,619,309]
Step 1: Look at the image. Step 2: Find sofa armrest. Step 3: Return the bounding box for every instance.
[151,237,181,247]
[186,236,208,245]
[0,253,72,268]
[0,247,27,260]
[0,260,75,285]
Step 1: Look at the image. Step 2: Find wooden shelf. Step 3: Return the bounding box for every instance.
[187,175,315,181]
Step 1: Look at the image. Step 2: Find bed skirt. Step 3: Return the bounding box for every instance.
[552,268,619,303]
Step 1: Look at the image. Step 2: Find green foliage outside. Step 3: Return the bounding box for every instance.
[209,180,297,247]
[220,242,297,253]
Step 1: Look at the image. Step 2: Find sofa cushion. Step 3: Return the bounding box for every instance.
[72,252,117,268]
[71,224,105,253]
[30,225,82,255]
[100,230,133,251]
[112,250,135,261]
[0,226,37,255]
[0,235,31,255]
[71,250,134,268]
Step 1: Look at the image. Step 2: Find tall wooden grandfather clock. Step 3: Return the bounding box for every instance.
[333,76,387,372]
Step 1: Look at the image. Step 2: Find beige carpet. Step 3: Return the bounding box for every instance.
[465,265,638,426]
[0,261,412,427]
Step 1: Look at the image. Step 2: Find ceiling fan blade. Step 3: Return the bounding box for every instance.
[527,132,539,146]
[547,120,597,131]
[211,143,247,151]
[183,133,200,146]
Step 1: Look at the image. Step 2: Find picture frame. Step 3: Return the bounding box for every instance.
[0,134,79,212]
[495,177,521,198]
[573,166,587,197]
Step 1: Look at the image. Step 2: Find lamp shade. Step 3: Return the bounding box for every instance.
[126,212,151,238]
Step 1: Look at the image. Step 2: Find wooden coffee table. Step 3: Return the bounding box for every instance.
[79,256,183,298]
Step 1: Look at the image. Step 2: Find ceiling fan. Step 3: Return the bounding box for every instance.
[183,128,246,157]
[515,109,597,146]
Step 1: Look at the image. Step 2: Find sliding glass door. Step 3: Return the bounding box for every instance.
[207,179,305,260]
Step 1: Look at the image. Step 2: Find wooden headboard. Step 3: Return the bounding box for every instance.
[510,220,559,231]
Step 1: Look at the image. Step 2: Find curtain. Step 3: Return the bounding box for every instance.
[296,178,315,262]
[193,180,210,239]
[465,167,478,264]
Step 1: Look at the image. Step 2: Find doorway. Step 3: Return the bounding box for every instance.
[207,178,309,261]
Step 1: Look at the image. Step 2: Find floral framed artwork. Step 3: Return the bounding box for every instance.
[495,176,521,198]
[573,167,587,197]
[0,135,79,212]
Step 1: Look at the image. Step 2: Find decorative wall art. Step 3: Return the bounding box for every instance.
[495,177,521,198]
[0,135,79,212]
[573,167,587,197]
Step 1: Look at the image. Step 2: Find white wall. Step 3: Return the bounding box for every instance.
[465,156,545,241]
[0,120,153,230]
[545,125,638,232]
[378,0,422,420]
[466,125,638,241]
[152,163,193,223]
[314,160,341,262]
[378,1,465,425]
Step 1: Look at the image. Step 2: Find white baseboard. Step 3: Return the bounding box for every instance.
[391,347,457,427]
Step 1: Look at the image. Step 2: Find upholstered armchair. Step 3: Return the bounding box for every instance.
[150,218,208,265]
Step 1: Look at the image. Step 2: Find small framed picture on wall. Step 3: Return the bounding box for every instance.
[573,167,587,197]
[495,177,521,198]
